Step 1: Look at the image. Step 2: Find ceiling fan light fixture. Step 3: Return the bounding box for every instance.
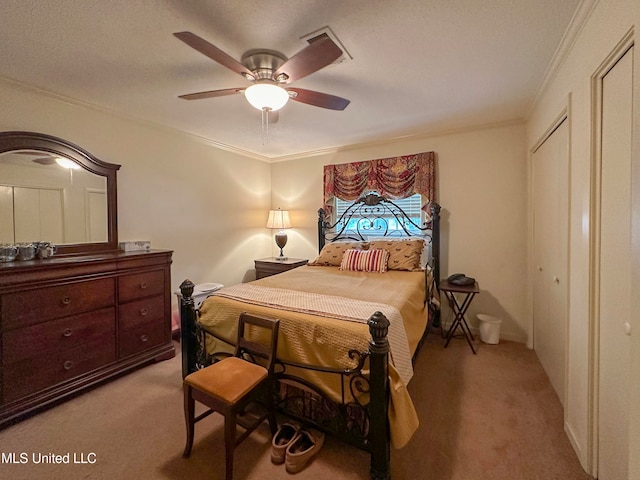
[55,157,80,169]
[244,83,289,111]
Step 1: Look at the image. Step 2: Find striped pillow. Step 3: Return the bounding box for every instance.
[339,248,389,273]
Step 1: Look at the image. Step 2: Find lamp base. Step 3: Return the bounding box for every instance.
[275,232,288,261]
[274,255,288,261]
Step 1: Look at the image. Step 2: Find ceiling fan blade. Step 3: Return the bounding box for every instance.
[174,32,254,79]
[178,88,244,100]
[287,88,350,110]
[32,157,56,165]
[14,151,56,164]
[274,36,342,84]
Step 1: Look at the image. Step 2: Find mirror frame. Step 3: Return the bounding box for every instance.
[0,131,120,255]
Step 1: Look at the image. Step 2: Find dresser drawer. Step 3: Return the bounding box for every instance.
[118,321,166,358]
[118,296,164,332]
[1,278,115,330]
[2,307,115,364]
[2,336,116,404]
[118,270,164,302]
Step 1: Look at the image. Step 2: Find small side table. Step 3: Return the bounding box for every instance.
[254,257,308,279]
[440,279,480,354]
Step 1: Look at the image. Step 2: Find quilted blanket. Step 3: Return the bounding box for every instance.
[197,265,428,447]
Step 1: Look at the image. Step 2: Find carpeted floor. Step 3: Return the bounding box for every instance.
[0,336,593,480]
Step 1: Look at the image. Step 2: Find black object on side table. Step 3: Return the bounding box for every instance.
[439,279,480,354]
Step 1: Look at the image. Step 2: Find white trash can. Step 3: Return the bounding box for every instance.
[477,314,502,344]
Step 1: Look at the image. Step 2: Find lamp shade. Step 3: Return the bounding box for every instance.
[266,209,291,230]
[245,83,290,111]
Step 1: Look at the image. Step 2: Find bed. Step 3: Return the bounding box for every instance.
[179,192,441,480]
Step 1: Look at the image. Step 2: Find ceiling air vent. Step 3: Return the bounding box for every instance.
[301,26,352,65]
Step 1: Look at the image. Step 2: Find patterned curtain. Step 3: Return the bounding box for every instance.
[323,151,436,216]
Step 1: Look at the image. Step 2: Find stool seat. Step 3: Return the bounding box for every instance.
[185,357,267,404]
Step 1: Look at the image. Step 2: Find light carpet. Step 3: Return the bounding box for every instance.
[0,336,592,479]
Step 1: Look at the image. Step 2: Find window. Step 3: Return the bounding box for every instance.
[334,192,423,237]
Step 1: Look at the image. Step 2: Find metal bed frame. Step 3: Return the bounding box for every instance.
[179,192,441,480]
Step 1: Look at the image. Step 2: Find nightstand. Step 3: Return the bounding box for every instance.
[254,257,308,279]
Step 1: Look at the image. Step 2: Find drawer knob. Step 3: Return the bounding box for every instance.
[140,334,149,342]
[139,308,148,316]
[139,282,148,289]
[63,328,73,337]
[63,360,73,370]
[61,296,71,305]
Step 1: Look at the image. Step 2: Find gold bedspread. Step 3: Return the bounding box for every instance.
[197,265,428,448]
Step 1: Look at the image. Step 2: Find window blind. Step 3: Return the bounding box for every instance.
[334,193,423,237]
[335,193,422,220]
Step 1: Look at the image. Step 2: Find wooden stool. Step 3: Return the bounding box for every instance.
[183,312,280,480]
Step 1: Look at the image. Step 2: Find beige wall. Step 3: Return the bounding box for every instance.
[526,0,640,473]
[271,122,529,343]
[0,80,273,295]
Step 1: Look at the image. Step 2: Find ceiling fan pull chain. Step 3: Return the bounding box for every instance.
[261,108,270,145]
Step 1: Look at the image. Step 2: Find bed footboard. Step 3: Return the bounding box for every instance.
[178,279,391,480]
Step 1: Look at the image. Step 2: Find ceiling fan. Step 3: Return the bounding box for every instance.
[173,31,351,114]
[14,150,56,165]
[14,151,79,169]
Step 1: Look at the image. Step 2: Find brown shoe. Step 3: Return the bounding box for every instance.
[285,429,325,473]
[271,423,300,464]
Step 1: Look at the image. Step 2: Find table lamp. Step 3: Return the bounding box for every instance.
[266,208,291,261]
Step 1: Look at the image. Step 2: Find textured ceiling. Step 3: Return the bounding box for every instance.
[0,0,581,160]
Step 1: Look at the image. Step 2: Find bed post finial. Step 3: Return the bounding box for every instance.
[368,311,390,353]
[368,311,391,480]
[180,279,195,299]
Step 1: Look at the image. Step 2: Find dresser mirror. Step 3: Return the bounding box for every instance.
[0,131,120,255]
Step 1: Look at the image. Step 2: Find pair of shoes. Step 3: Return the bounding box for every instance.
[284,428,325,473]
[271,423,299,464]
[270,423,325,473]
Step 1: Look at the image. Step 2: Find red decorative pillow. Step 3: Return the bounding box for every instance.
[339,248,389,273]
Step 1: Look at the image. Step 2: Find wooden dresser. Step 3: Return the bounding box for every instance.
[0,249,174,427]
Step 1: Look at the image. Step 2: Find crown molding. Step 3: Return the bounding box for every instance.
[268,118,526,163]
[0,76,273,163]
[526,0,600,119]
[2,75,524,165]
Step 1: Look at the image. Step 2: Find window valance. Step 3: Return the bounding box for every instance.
[323,151,436,215]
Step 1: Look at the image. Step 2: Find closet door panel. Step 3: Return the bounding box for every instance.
[13,187,40,242]
[598,45,632,480]
[38,188,64,243]
[0,186,14,243]
[13,187,63,243]
[532,119,568,406]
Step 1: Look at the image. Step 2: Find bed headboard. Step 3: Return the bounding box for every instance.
[317,192,441,284]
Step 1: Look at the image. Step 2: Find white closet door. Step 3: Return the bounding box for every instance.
[13,187,63,243]
[39,188,64,243]
[87,189,107,242]
[598,46,633,480]
[13,187,40,242]
[0,186,14,243]
[532,118,568,406]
